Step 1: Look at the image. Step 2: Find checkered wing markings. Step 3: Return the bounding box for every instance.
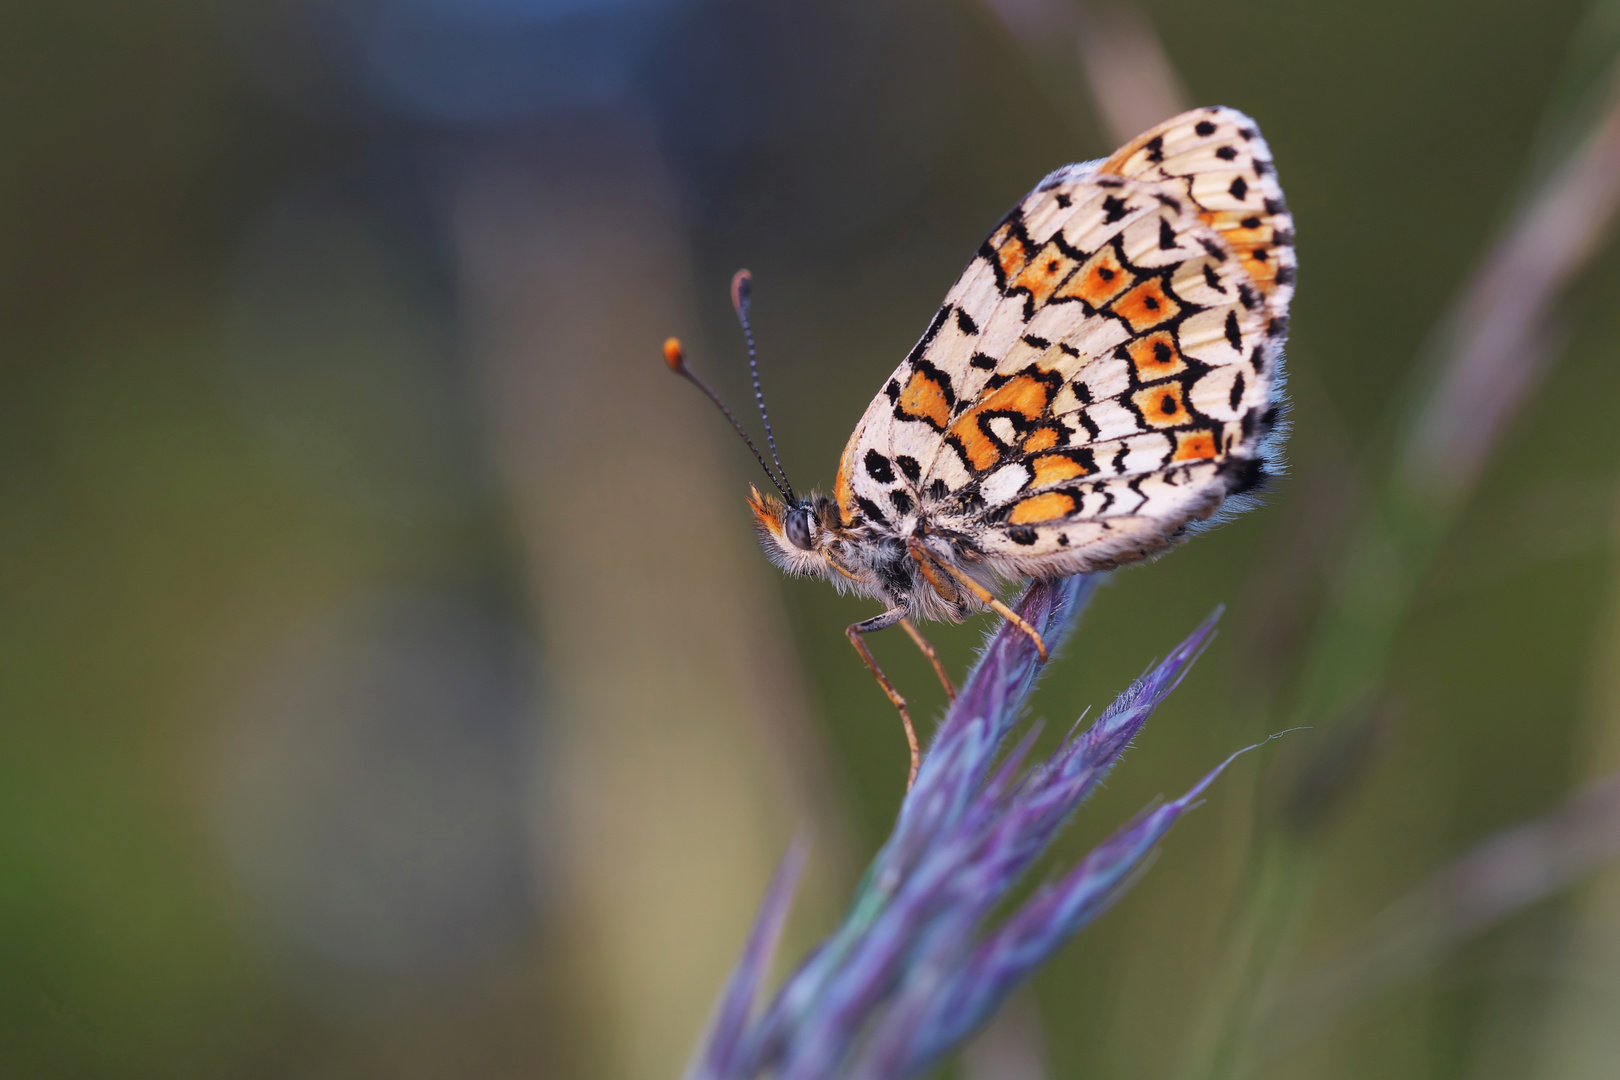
[841,170,1185,522]
[949,204,1280,555]
[835,165,1111,527]
[1099,105,1296,327]
[837,106,1292,555]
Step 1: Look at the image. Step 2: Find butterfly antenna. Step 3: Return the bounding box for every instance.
[729,269,795,501]
[663,336,795,502]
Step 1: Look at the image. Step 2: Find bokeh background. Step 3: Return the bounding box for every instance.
[7,1,1620,1077]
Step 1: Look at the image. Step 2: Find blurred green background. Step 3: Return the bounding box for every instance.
[5,1,1620,1077]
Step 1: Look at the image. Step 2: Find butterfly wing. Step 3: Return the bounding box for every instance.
[836,106,1293,575]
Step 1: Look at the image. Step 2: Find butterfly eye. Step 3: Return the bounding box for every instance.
[785,507,814,551]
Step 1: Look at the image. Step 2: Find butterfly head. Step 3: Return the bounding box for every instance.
[746,485,846,578]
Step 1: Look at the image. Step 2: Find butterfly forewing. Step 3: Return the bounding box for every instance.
[836,106,1292,574]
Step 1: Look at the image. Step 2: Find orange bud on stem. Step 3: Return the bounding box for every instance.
[663,336,686,373]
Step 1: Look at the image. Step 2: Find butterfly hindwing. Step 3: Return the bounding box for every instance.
[837,106,1292,575]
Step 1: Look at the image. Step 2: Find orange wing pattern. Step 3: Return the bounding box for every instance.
[835,106,1294,576]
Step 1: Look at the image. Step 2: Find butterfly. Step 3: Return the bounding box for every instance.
[665,107,1293,786]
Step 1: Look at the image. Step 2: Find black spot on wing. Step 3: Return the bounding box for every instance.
[1008,525,1038,546]
[955,307,979,335]
[1224,310,1242,350]
[970,352,996,371]
[885,380,900,403]
[1101,195,1129,223]
[1158,217,1179,250]
[896,455,921,481]
[1215,145,1237,161]
[864,449,896,484]
[1144,135,1165,163]
[856,496,890,527]
[1194,120,1216,136]
[890,489,914,515]
[927,478,949,501]
[1229,176,1249,201]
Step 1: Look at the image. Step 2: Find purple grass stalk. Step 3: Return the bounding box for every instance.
[686,837,811,1080]
[871,746,1250,1079]
[687,578,1250,1080]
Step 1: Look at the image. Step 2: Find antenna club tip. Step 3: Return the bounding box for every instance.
[662,336,686,373]
[730,268,753,313]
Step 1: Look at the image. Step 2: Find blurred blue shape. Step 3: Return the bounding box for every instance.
[223,0,691,122]
[350,3,677,121]
[346,0,689,121]
[399,0,658,22]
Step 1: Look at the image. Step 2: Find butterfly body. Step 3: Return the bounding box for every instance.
[750,106,1294,632]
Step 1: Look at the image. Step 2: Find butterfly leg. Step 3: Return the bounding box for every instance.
[846,608,922,790]
[905,539,1048,661]
[900,617,956,702]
